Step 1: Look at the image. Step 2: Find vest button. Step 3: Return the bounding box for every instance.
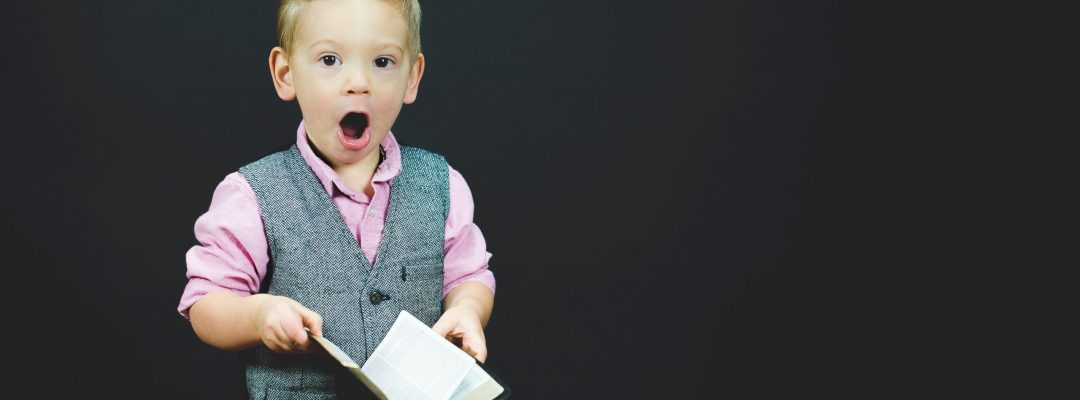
[369,290,389,305]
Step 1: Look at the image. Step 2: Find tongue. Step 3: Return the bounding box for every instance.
[340,113,367,139]
[342,124,359,139]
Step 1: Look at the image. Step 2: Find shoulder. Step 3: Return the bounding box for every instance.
[446,165,476,223]
[214,172,257,203]
[446,165,472,200]
[198,172,263,232]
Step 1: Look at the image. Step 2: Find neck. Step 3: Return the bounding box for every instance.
[332,148,384,197]
[308,136,385,197]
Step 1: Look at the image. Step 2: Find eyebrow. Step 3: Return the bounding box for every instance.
[370,40,405,56]
[308,40,341,50]
[307,39,405,54]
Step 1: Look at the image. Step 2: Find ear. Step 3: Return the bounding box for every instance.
[269,46,296,101]
[403,53,425,104]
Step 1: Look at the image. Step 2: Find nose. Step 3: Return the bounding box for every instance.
[344,66,370,95]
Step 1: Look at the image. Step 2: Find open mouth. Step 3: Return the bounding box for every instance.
[340,112,369,139]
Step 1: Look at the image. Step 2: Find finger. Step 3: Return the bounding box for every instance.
[268,324,296,353]
[286,321,309,350]
[264,328,289,353]
[297,306,324,337]
[271,313,306,352]
[290,306,323,352]
[267,322,286,346]
[431,315,454,336]
[275,338,295,353]
[461,331,488,363]
[265,339,283,353]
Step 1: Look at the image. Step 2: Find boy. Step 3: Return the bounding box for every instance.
[177,0,496,397]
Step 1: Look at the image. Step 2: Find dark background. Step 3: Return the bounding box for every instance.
[2,0,1078,398]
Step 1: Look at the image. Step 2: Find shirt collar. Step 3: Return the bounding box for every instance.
[294,120,403,199]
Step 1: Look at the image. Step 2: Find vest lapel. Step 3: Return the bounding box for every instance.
[284,147,374,280]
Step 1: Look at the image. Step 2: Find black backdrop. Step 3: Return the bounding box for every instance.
[3,1,1078,398]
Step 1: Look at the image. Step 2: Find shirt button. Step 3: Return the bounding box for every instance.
[369,290,389,305]
[368,208,377,216]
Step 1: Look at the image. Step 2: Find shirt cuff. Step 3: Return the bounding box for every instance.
[442,268,496,299]
[176,278,253,320]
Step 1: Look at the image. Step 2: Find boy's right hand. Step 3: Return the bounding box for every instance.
[252,294,324,354]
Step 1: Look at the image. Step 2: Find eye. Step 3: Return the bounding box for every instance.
[373,57,394,69]
[320,55,339,66]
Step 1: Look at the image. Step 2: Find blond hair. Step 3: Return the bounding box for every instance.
[277,0,422,58]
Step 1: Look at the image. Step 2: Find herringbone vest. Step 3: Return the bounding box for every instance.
[239,144,448,399]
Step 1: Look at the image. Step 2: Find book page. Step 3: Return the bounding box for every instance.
[308,332,388,399]
[449,363,503,400]
[361,311,476,400]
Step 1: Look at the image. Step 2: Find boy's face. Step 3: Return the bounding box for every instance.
[270,0,423,168]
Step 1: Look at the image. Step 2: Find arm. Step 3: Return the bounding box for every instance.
[180,173,322,354]
[190,291,323,353]
[431,166,497,362]
[433,281,495,362]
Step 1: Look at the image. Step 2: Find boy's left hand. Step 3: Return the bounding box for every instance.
[432,306,487,363]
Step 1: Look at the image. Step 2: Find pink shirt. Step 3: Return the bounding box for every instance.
[178,122,495,318]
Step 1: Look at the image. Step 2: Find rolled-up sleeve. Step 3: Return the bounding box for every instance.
[442,166,496,298]
[177,172,270,319]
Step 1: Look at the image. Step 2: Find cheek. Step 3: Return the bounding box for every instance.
[373,97,401,122]
[295,75,336,102]
[297,91,335,119]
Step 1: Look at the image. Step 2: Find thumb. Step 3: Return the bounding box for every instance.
[462,332,488,363]
[280,311,309,347]
[431,314,454,337]
[296,304,324,337]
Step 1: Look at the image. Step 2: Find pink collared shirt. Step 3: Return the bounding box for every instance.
[178,122,495,318]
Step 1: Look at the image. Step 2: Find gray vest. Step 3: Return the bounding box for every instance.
[238,144,449,399]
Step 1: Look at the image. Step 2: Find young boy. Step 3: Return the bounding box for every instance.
[177,0,496,397]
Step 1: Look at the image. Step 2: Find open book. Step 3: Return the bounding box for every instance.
[308,310,507,400]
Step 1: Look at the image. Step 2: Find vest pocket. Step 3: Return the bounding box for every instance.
[398,264,444,325]
[263,387,336,400]
[402,263,443,282]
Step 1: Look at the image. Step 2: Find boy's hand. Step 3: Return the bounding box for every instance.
[252,294,324,354]
[432,306,488,363]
